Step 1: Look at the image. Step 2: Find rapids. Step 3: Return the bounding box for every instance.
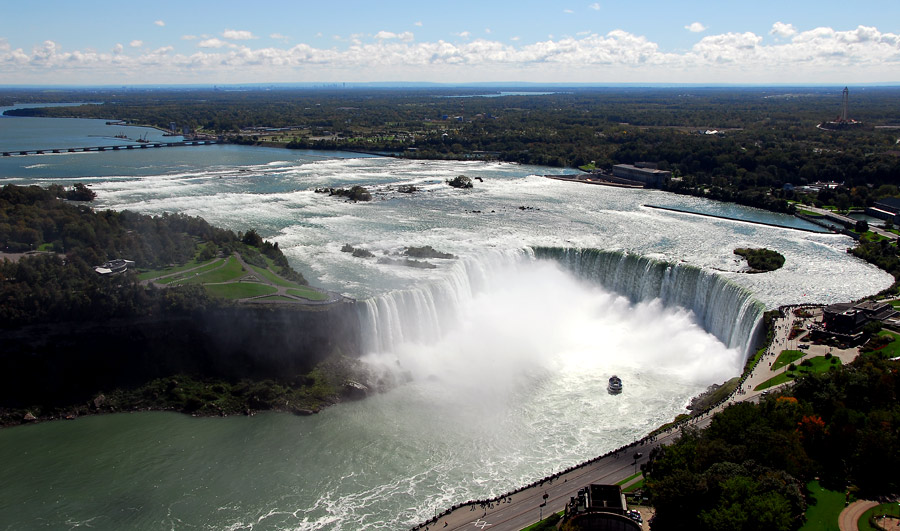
[0,122,893,529]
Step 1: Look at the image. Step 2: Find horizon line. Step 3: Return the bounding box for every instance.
[2,81,900,90]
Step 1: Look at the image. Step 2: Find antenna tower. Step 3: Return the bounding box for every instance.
[840,87,849,122]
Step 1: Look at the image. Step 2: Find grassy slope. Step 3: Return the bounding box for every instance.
[800,480,844,531]
[755,356,842,391]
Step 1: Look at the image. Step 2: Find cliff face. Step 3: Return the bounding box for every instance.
[0,302,362,408]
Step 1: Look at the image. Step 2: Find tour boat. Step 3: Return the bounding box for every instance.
[608,375,623,394]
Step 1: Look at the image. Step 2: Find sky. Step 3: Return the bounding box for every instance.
[1,0,898,85]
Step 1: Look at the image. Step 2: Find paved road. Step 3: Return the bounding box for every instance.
[798,204,898,240]
[415,305,857,531]
[839,500,879,531]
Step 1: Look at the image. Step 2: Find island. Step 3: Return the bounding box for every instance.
[734,247,786,272]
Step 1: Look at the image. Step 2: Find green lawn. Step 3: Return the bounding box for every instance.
[623,479,644,493]
[204,282,276,300]
[755,356,842,391]
[861,231,891,243]
[859,503,900,531]
[156,258,226,284]
[247,263,301,288]
[287,287,329,301]
[616,472,642,485]
[773,350,805,370]
[869,330,900,358]
[799,481,844,531]
[174,255,244,285]
[138,257,220,281]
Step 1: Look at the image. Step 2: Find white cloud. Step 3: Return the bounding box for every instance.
[182,35,198,40]
[564,9,574,14]
[222,29,256,40]
[270,33,289,41]
[685,22,707,33]
[455,31,471,39]
[511,36,520,42]
[589,2,601,10]
[154,20,165,27]
[485,28,492,34]
[414,21,423,27]
[3,24,899,84]
[375,31,414,42]
[770,22,797,39]
[577,30,591,37]
[129,40,143,48]
[198,38,227,48]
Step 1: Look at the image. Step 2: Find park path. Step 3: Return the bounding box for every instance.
[144,252,346,305]
[839,500,879,531]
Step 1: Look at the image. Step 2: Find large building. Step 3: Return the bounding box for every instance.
[866,197,900,224]
[823,301,897,334]
[612,163,671,187]
[564,484,642,531]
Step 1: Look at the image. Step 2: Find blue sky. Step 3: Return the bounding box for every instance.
[1,0,898,85]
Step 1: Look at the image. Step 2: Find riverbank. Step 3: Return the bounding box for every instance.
[0,354,377,429]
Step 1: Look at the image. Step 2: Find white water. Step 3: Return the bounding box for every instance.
[0,142,894,530]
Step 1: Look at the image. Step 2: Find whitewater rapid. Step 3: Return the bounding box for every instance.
[0,143,894,530]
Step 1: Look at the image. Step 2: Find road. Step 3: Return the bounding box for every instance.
[798,204,899,241]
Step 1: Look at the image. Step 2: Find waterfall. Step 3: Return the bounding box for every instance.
[359,247,765,361]
[530,247,765,357]
[358,249,525,353]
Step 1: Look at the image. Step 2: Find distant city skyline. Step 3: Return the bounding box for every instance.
[1,0,898,85]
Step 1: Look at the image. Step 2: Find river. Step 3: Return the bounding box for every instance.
[0,109,892,530]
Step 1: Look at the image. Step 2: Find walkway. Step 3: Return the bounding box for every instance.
[839,500,879,531]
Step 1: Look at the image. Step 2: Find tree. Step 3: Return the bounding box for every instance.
[855,219,869,233]
[241,229,263,248]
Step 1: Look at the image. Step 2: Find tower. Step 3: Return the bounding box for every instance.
[840,87,849,122]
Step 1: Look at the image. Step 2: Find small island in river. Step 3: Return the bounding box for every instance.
[734,247,786,273]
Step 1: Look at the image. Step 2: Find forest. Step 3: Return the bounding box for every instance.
[0,184,303,326]
[4,86,900,214]
[644,353,899,530]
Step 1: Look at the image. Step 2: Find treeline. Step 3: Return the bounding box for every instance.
[7,87,900,195]
[0,184,304,326]
[644,354,899,530]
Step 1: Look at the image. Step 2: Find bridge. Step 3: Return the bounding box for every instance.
[2,139,220,157]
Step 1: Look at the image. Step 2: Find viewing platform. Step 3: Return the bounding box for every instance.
[2,139,219,157]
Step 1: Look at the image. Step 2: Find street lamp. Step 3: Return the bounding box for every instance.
[633,452,643,475]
